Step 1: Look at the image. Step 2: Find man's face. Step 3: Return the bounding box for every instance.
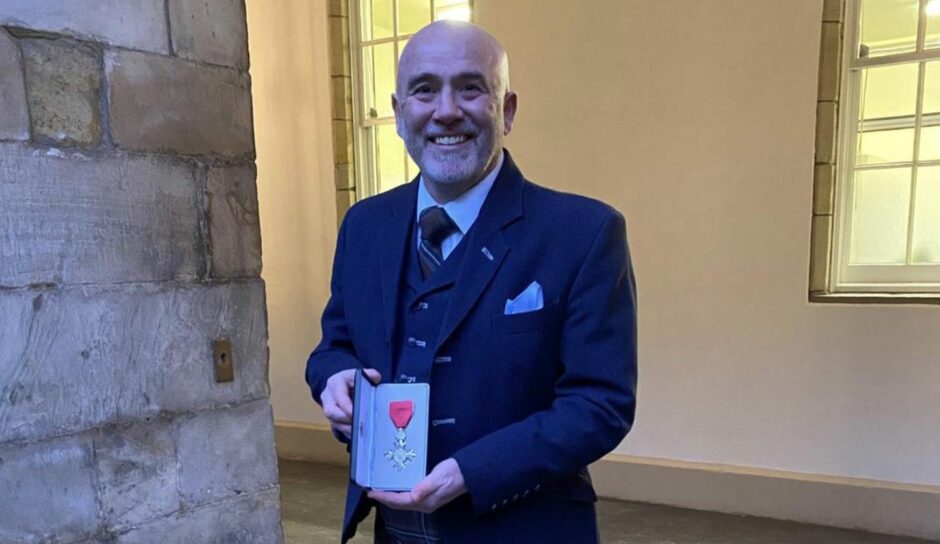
[393,30,516,198]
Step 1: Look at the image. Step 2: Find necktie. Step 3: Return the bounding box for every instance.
[418,206,458,279]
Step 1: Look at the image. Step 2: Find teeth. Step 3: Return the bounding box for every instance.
[432,135,468,145]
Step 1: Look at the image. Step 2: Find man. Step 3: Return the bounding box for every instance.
[306,20,637,544]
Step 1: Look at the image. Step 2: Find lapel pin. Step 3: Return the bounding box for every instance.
[481,247,494,261]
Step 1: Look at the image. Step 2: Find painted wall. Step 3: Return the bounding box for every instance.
[475,0,940,487]
[247,0,335,425]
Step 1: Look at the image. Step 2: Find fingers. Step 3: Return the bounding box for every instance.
[322,368,383,428]
[363,368,382,385]
[333,423,352,438]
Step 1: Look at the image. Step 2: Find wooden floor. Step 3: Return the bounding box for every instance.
[278,459,937,544]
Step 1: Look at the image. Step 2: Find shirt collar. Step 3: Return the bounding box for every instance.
[416,150,504,234]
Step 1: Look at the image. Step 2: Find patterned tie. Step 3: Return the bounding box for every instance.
[418,206,459,279]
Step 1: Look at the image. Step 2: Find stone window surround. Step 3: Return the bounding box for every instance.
[809,0,940,304]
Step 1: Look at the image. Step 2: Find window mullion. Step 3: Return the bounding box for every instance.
[917,0,928,52]
[904,61,928,264]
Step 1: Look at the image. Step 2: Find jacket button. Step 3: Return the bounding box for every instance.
[502,499,508,506]
[491,504,497,511]
[513,494,519,501]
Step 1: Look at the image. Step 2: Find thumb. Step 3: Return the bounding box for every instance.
[363,368,382,385]
[412,479,435,501]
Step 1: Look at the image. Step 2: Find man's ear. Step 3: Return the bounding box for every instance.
[392,93,403,138]
[502,91,518,135]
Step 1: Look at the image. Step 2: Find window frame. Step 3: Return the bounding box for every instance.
[811,0,940,303]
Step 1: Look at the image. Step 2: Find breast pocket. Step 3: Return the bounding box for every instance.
[491,300,561,335]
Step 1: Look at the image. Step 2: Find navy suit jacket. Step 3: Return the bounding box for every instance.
[306,151,637,543]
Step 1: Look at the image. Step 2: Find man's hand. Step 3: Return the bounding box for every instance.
[368,458,468,514]
[321,368,381,438]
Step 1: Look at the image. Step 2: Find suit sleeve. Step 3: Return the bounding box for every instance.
[451,211,638,514]
[305,214,363,406]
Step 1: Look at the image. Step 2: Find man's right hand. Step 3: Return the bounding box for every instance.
[321,368,382,438]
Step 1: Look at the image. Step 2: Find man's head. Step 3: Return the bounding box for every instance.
[393,21,517,202]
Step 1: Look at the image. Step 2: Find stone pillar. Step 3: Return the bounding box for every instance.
[0,1,282,541]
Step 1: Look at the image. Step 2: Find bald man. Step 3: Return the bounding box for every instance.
[306,21,637,544]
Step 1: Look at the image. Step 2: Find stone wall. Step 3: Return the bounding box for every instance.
[0,1,282,541]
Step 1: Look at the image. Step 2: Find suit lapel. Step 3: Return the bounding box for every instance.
[379,178,419,346]
[435,152,525,350]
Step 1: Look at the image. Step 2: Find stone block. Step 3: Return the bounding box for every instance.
[96,420,179,528]
[332,75,353,120]
[116,487,283,544]
[106,50,254,157]
[809,214,833,293]
[0,29,29,141]
[21,37,102,147]
[0,435,99,543]
[0,143,202,286]
[0,0,168,54]
[169,0,250,70]
[329,0,348,17]
[336,189,356,225]
[818,22,842,103]
[0,281,270,444]
[335,161,355,190]
[332,119,354,164]
[815,101,838,165]
[329,16,350,77]
[823,0,844,22]
[208,164,262,278]
[176,400,278,507]
[813,163,835,216]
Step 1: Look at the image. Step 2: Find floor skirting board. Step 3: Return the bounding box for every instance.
[274,420,940,541]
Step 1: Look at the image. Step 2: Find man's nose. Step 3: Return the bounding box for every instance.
[432,90,463,124]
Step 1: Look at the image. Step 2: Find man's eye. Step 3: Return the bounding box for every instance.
[412,86,434,96]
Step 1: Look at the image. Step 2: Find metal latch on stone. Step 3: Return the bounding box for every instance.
[213,339,234,383]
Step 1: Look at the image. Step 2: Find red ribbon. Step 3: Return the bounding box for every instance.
[389,400,414,429]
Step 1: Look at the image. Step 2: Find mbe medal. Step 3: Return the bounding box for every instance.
[385,400,417,471]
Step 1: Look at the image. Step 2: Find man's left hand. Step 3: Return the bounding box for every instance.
[368,458,467,514]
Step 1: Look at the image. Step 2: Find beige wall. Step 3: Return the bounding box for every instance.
[247,0,335,425]
[476,0,940,487]
[251,0,940,490]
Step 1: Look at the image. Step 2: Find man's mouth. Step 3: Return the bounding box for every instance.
[429,135,471,146]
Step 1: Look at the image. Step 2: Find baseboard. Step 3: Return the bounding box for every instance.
[274,419,348,466]
[274,420,940,541]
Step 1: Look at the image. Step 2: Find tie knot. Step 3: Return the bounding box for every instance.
[419,206,458,245]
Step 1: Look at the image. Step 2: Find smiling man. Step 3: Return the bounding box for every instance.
[306,21,637,544]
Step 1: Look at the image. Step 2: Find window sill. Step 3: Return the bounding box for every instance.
[809,292,940,305]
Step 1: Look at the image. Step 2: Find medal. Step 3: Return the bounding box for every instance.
[385,400,417,471]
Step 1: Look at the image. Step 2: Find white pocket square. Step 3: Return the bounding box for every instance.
[504,281,544,315]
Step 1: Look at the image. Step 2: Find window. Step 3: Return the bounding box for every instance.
[349,0,473,198]
[812,0,940,300]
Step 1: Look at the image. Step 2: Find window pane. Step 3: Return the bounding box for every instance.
[361,0,394,41]
[362,43,396,120]
[398,0,430,35]
[376,124,406,193]
[912,166,940,263]
[858,0,919,58]
[398,38,409,60]
[435,0,472,22]
[920,125,940,161]
[924,61,940,116]
[858,128,915,164]
[858,64,919,121]
[927,1,940,50]
[850,168,912,264]
[406,154,419,181]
